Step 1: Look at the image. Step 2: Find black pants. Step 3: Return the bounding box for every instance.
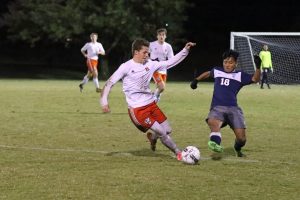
[261,68,271,88]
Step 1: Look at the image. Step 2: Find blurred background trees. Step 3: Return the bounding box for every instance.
[0,0,191,79]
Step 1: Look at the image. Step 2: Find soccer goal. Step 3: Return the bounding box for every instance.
[230,32,300,84]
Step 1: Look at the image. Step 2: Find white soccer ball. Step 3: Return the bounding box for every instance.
[181,146,201,165]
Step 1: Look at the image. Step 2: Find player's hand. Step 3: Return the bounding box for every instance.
[185,42,196,50]
[271,68,274,73]
[102,105,111,113]
[190,79,198,89]
[253,55,261,69]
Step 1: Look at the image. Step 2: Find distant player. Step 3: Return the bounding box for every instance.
[259,44,273,89]
[79,33,105,93]
[100,38,196,161]
[190,50,261,157]
[149,28,174,102]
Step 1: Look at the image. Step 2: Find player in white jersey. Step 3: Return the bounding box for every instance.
[100,38,196,161]
[79,33,105,93]
[149,28,174,102]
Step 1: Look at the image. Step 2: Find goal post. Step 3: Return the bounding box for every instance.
[230,32,300,84]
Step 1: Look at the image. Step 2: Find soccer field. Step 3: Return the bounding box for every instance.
[0,80,299,200]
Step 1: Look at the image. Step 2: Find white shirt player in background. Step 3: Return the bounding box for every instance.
[79,33,105,93]
[100,38,196,161]
[149,28,174,102]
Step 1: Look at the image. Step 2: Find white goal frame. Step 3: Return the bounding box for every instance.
[230,32,300,84]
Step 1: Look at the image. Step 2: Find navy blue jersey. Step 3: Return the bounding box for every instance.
[210,67,253,108]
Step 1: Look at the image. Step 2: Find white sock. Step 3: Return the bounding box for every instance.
[81,75,89,85]
[93,78,100,88]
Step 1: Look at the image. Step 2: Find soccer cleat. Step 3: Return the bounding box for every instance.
[208,141,224,153]
[235,150,246,157]
[176,151,182,161]
[146,132,157,151]
[96,88,102,93]
[79,84,83,92]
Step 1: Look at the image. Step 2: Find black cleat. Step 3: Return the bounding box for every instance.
[236,150,246,157]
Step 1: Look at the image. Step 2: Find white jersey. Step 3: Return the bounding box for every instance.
[149,41,174,74]
[81,42,105,60]
[101,48,189,108]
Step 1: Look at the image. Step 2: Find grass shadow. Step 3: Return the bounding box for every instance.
[106,148,171,159]
[209,147,236,161]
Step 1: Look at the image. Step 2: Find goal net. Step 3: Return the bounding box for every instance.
[230,32,300,84]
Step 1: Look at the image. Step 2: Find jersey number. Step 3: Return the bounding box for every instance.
[220,78,230,86]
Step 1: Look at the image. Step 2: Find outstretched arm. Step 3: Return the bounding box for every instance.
[252,55,261,83]
[100,65,126,113]
[156,42,196,70]
[190,71,210,89]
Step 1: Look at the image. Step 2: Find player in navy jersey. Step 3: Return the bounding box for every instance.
[190,50,261,157]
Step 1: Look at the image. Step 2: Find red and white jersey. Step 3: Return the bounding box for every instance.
[149,41,174,74]
[81,42,105,60]
[101,48,189,108]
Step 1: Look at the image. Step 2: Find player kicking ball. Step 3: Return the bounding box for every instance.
[100,38,196,161]
[190,50,261,157]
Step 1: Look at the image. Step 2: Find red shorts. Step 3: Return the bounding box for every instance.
[128,101,167,133]
[86,59,98,72]
[153,71,167,84]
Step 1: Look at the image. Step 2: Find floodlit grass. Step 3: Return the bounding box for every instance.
[0,79,299,200]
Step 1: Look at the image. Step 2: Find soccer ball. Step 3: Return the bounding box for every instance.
[181,146,201,165]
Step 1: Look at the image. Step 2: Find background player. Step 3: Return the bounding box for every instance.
[100,38,196,160]
[190,50,261,157]
[79,33,105,93]
[259,44,273,89]
[149,28,174,102]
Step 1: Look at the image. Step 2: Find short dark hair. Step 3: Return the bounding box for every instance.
[222,49,239,61]
[131,38,149,56]
[157,28,167,35]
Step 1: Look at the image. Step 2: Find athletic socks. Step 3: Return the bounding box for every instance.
[234,139,246,152]
[93,78,100,89]
[209,132,222,145]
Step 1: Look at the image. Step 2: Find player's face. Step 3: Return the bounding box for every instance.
[157,32,166,43]
[223,57,237,72]
[134,46,149,63]
[90,35,98,42]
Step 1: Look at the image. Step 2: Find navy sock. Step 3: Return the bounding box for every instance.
[234,139,246,151]
[210,135,221,145]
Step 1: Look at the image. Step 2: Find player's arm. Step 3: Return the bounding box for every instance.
[190,71,210,89]
[156,42,196,70]
[81,44,88,58]
[100,65,125,113]
[98,44,106,56]
[252,55,261,83]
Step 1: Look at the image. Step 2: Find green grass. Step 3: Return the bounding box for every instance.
[0,79,299,200]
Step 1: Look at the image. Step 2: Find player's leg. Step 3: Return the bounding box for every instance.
[92,68,101,93]
[207,118,224,152]
[90,60,101,93]
[153,72,165,102]
[233,128,246,157]
[266,69,271,89]
[79,71,91,92]
[261,69,267,89]
[229,106,247,157]
[150,121,182,160]
[147,120,172,151]
[206,106,226,152]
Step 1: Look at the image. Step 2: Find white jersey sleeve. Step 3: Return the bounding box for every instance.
[154,48,189,72]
